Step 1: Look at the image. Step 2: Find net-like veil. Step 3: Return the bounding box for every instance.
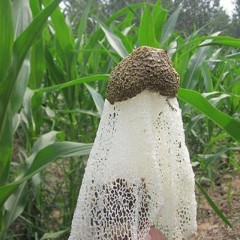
[69,47,197,240]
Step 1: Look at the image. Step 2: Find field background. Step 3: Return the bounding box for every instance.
[0,0,240,239]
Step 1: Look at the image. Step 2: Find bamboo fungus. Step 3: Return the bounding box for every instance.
[69,46,197,240]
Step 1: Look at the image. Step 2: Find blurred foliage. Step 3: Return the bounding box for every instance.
[0,0,240,239]
[230,0,240,37]
[171,0,230,35]
[63,0,239,36]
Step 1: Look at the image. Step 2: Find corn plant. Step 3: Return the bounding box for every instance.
[0,0,93,238]
[0,0,239,239]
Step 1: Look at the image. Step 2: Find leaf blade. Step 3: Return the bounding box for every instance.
[196,181,232,227]
[0,142,92,207]
[85,84,104,116]
[99,21,128,58]
[178,88,240,141]
[139,6,159,47]
[0,0,62,147]
[35,74,109,94]
[0,0,14,82]
[161,5,181,45]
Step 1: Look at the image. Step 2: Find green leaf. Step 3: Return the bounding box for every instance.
[85,84,104,116]
[29,0,41,17]
[196,181,232,227]
[152,2,168,41]
[182,44,210,89]
[0,118,12,186]
[35,74,109,93]
[139,6,159,47]
[11,59,30,115]
[200,36,240,48]
[82,3,144,64]
[10,0,32,113]
[11,0,62,80]
[44,0,73,52]
[0,142,92,207]
[76,0,93,40]
[1,131,64,237]
[13,0,32,38]
[57,109,100,118]
[161,5,180,45]
[3,183,27,233]
[0,0,61,186]
[178,88,240,141]
[29,38,45,89]
[40,229,69,240]
[26,143,91,177]
[0,0,14,82]
[107,3,145,24]
[44,0,76,82]
[99,21,128,58]
[115,29,133,53]
[44,48,66,85]
[201,62,214,92]
[27,131,62,165]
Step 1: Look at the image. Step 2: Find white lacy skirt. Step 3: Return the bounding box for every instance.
[69,90,197,240]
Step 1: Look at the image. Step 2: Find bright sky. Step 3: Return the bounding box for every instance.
[220,0,235,16]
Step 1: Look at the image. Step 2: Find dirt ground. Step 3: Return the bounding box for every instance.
[39,162,240,240]
[192,173,240,240]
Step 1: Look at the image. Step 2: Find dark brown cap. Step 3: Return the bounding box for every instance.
[106,46,180,104]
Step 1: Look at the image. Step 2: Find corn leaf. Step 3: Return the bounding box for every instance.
[29,0,45,90]
[35,74,109,93]
[200,36,240,48]
[108,3,145,24]
[182,44,210,89]
[76,0,93,40]
[99,21,128,58]
[0,0,14,82]
[0,118,12,186]
[0,0,61,187]
[13,0,32,38]
[139,6,159,47]
[152,1,168,41]
[0,142,92,207]
[196,181,232,227]
[161,5,181,45]
[178,88,240,141]
[3,183,28,233]
[11,0,32,113]
[41,229,69,240]
[201,62,214,92]
[85,84,104,116]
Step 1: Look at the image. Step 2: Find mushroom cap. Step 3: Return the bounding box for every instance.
[106,46,180,104]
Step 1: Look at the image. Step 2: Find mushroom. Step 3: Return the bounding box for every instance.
[69,46,197,240]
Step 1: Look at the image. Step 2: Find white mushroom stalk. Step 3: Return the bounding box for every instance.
[69,46,197,240]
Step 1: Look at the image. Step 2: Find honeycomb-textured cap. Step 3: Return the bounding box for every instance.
[106,46,180,104]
